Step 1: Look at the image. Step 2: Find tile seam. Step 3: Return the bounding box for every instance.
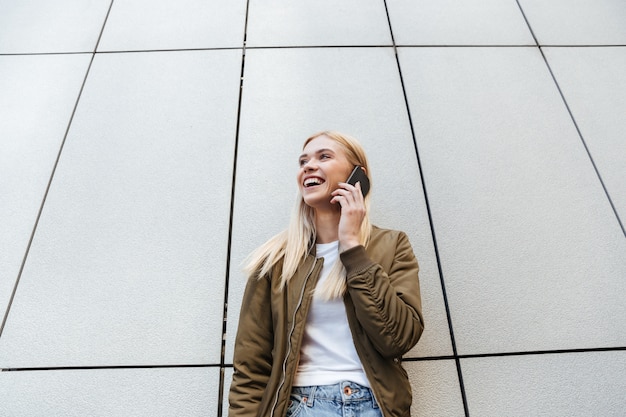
[537,50,626,237]
[5,346,626,372]
[0,0,115,339]
[6,45,625,58]
[217,0,251,415]
[382,1,471,415]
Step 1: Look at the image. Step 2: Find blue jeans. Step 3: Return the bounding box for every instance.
[286,382,382,417]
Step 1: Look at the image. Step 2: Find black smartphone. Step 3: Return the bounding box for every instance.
[346,166,370,198]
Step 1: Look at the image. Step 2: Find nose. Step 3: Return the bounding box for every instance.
[301,159,317,172]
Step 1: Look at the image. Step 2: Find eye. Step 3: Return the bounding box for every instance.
[320,153,331,160]
[299,158,308,167]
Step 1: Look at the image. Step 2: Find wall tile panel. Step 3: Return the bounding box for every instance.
[246,0,391,47]
[0,367,219,416]
[399,46,626,355]
[0,54,91,317]
[0,50,241,368]
[519,0,626,45]
[405,360,465,416]
[462,352,626,416]
[387,0,534,46]
[0,0,110,53]
[544,47,626,224]
[98,0,247,51]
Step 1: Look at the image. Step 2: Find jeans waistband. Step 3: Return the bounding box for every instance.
[291,382,378,407]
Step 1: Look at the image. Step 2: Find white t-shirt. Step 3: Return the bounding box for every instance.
[293,241,370,387]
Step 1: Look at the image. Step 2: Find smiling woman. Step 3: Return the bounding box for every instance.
[299,136,364,216]
[228,131,424,417]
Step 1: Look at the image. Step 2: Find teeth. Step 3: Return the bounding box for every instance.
[304,178,323,187]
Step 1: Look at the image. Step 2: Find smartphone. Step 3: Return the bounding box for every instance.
[346,166,370,198]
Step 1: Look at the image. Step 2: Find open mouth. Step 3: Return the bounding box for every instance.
[304,177,325,188]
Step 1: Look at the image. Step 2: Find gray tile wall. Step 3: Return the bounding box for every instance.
[1,0,624,416]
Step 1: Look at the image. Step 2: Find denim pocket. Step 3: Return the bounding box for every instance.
[285,393,306,417]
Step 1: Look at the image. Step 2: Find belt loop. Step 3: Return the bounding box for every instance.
[305,386,316,407]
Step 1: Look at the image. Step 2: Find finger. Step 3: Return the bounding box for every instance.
[354,181,364,200]
[334,182,360,197]
[331,187,352,199]
[330,194,347,206]
[337,181,356,189]
[341,181,363,199]
[337,183,363,204]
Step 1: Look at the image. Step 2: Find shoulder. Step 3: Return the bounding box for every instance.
[368,226,418,272]
[367,225,414,261]
[370,225,409,245]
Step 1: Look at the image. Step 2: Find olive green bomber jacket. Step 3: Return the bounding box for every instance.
[228,226,424,417]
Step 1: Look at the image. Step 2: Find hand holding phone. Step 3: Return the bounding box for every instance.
[335,166,369,251]
[346,166,370,197]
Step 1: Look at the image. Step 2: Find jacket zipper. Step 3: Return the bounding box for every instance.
[269,258,318,417]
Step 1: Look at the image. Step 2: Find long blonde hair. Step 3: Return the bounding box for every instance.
[244,131,372,299]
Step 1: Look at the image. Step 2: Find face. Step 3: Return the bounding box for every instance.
[298,135,354,210]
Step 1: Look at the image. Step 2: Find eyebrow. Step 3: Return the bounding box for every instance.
[299,148,335,160]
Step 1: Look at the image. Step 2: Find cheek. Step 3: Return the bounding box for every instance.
[335,166,353,183]
[296,173,308,192]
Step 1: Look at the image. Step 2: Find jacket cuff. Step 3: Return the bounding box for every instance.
[340,245,375,277]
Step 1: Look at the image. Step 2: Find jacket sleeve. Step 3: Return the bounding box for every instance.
[340,231,424,358]
[228,273,274,417]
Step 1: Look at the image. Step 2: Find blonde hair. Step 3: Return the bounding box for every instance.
[244,131,372,299]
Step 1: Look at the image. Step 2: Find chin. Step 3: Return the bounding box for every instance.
[302,197,321,208]
[302,194,327,209]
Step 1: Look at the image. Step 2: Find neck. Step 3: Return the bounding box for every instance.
[314,208,340,244]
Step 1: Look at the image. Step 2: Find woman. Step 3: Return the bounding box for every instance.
[229,131,424,417]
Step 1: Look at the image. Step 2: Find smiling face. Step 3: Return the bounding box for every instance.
[297,135,354,211]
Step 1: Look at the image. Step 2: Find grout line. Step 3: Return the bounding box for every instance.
[217,1,251,415]
[223,44,537,50]
[409,345,626,362]
[518,1,626,242]
[2,364,222,372]
[92,44,626,51]
[393,44,537,48]
[6,346,624,372]
[514,0,540,47]
[513,0,626,238]
[538,50,626,237]
[0,48,243,57]
[95,46,243,54]
[0,0,115,339]
[3,45,624,59]
[536,44,626,48]
[0,51,94,57]
[381,1,472,415]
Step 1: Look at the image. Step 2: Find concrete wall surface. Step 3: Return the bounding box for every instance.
[1,0,624,416]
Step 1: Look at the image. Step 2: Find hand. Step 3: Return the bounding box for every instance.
[331,181,366,251]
